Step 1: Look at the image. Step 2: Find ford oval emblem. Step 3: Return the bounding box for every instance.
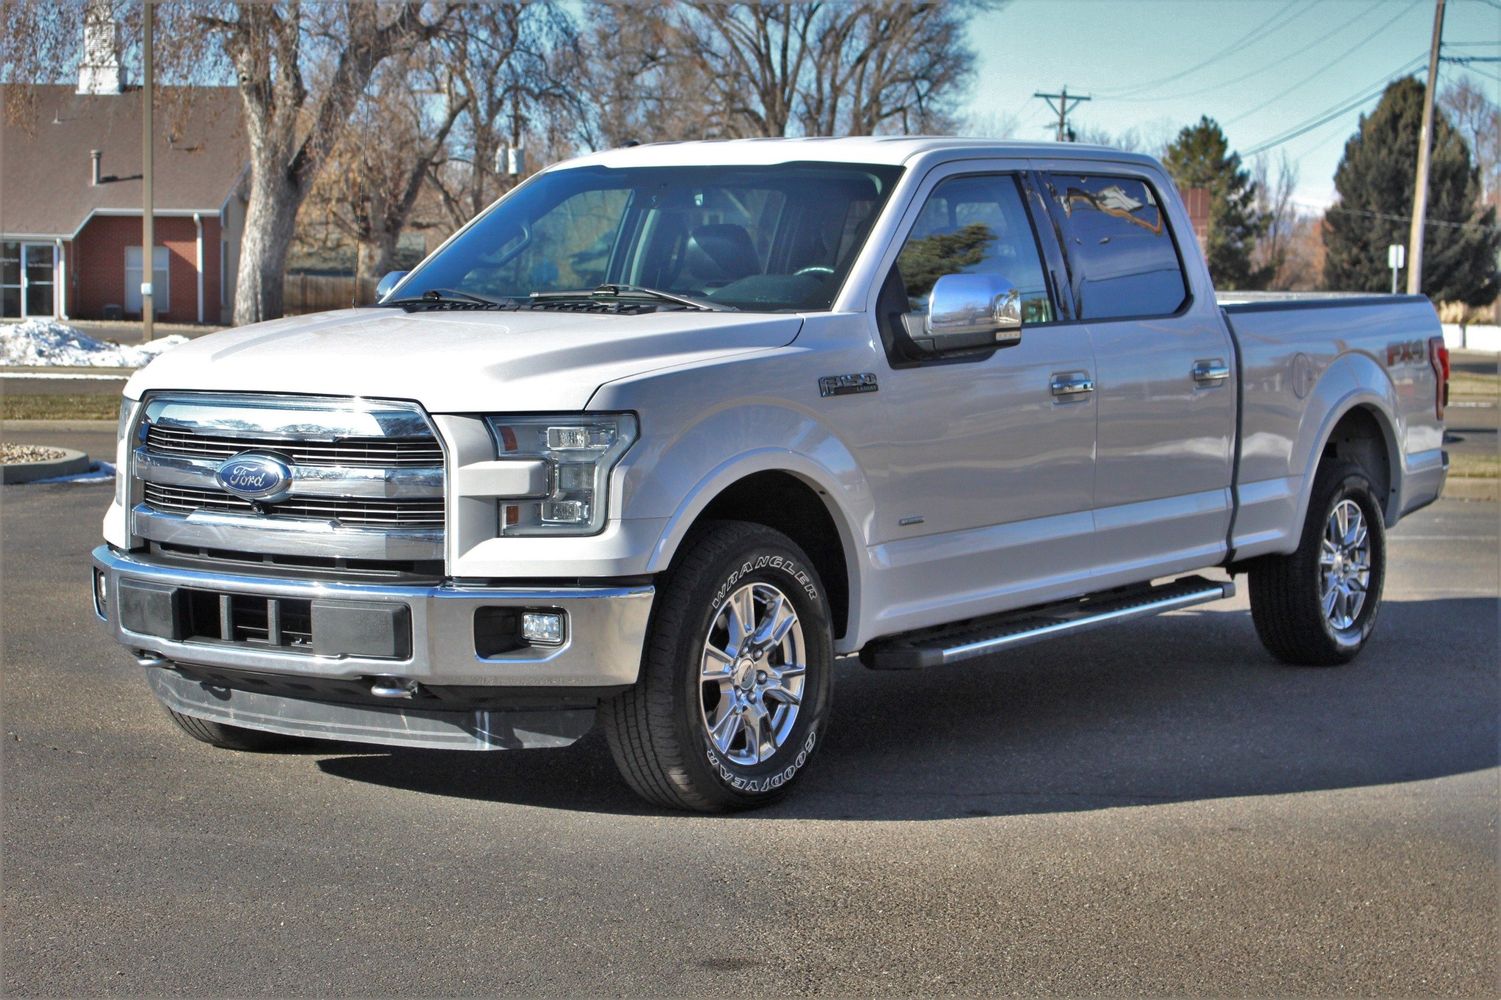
[215,453,293,502]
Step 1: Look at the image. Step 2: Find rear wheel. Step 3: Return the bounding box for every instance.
[1249,460,1386,665]
[602,521,834,811]
[164,707,306,752]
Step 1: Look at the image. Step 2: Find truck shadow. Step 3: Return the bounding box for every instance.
[314,596,1499,821]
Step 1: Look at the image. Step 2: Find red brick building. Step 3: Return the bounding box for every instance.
[1,76,248,324]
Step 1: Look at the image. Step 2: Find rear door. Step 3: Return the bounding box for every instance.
[1039,167,1237,577]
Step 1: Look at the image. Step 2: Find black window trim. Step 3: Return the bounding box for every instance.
[1038,168,1197,325]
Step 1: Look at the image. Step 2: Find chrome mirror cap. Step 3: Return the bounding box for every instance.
[924,273,1023,353]
[375,271,409,301]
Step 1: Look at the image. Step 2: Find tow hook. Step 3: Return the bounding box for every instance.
[368,676,419,699]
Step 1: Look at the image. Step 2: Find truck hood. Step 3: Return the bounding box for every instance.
[126,307,803,411]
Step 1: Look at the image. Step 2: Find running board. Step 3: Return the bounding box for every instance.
[859,575,1235,670]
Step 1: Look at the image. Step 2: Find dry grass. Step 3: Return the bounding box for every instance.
[1,394,120,421]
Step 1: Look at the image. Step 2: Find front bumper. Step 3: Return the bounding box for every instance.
[92,540,657,690]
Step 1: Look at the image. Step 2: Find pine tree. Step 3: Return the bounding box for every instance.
[1324,76,1500,304]
[1162,116,1271,290]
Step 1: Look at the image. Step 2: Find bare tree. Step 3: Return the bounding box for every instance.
[196,1,453,324]
[424,1,582,232]
[1251,151,1299,288]
[1440,76,1500,208]
[307,51,468,303]
[585,1,992,145]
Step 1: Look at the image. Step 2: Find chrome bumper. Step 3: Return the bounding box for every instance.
[91,545,654,688]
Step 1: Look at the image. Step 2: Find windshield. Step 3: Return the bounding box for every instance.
[395,161,904,312]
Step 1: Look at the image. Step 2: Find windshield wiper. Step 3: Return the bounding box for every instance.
[382,288,516,308]
[530,284,735,312]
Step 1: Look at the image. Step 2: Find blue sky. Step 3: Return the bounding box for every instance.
[963,0,1500,209]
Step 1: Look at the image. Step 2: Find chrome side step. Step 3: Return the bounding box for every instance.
[859,575,1235,670]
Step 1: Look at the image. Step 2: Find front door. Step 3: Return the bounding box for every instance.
[21,243,55,318]
[837,165,1099,636]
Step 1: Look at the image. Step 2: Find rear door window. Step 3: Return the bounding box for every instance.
[1047,174,1188,319]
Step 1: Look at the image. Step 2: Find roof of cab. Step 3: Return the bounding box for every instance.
[550,135,1162,172]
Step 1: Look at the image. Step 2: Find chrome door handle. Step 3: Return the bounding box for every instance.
[1192,360,1230,384]
[1050,374,1096,397]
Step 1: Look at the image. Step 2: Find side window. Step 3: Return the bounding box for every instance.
[1049,174,1188,319]
[891,174,1055,325]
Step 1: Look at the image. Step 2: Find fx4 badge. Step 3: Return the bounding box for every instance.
[818,372,879,397]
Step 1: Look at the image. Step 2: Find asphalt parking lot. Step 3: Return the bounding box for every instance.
[2,472,1496,995]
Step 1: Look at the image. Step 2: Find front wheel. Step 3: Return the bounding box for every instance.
[1249,460,1387,665]
[602,521,834,811]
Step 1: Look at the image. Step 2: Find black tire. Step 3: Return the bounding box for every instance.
[164,707,305,752]
[1249,460,1386,666]
[602,521,834,812]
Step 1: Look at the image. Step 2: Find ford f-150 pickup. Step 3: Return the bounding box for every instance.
[93,137,1449,811]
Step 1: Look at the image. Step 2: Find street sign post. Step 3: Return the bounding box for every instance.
[1388,244,1406,294]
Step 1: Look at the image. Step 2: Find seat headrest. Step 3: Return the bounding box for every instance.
[683,224,759,284]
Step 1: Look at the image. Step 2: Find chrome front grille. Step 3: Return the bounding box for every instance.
[142,483,445,527]
[144,426,443,467]
[129,394,446,564]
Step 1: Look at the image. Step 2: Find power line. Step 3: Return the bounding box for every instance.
[1241,54,1428,156]
[1095,0,1305,98]
[1225,4,1422,127]
[1114,1,1373,105]
[1299,201,1500,232]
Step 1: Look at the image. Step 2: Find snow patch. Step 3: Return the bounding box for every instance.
[0,319,188,368]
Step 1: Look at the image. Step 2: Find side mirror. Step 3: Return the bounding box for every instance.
[917,273,1023,354]
[375,271,409,301]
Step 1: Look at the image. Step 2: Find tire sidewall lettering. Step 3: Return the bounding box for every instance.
[706,729,817,794]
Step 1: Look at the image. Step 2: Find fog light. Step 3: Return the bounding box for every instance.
[93,570,108,620]
[521,611,565,646]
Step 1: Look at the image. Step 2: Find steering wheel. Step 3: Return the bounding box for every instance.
[794,266,835,277]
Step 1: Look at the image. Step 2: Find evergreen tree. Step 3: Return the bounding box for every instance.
[1163,116,1271,289]
[1324,76,1500,304]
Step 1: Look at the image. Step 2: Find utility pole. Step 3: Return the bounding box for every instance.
[141,0,154,341]
[1034,86,1091,142]
[1407,0,1446,296]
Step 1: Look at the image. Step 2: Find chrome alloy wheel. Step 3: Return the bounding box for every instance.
[699,582,806,766]
[1319,498,1371,631]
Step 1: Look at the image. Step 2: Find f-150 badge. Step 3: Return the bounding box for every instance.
[819,372,879,397]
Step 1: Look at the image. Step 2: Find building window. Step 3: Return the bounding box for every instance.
[125,245,169,317]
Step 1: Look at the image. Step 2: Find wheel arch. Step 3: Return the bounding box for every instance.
[1295,393,1402,534]
[645,455,865,645]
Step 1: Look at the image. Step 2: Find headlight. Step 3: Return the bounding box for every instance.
[483,414,637,535]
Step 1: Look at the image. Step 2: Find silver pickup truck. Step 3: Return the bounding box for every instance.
[93,138,1449,811]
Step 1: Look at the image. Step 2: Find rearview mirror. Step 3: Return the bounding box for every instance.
[917,273,1023,354]
[375,271,409,301]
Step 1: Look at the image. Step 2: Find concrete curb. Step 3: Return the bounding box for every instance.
[1,448,91,484]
